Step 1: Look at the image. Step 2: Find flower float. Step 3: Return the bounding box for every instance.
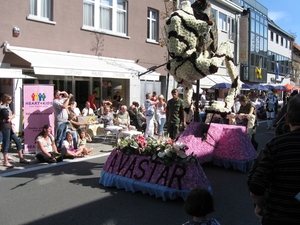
[115,135,196,167]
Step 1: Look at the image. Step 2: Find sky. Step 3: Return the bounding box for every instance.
[257,0,300,44]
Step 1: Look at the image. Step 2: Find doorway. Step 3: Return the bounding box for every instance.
[75,80,89,110]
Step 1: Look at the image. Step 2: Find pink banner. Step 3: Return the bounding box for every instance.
[23,85,54,153]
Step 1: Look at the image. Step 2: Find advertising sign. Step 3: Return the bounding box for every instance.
[23,85,54,153]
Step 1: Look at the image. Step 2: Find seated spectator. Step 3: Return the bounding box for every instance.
[78,129,93,155]
[99,106,114,128]
[136,105,146,132]
[117,105,136,130]
[128,103,137,126]
[69,101,81,116]
[67,112,90,149]
[62,132,84,158]
[98,99,112,116]
[82,101,95,116]
[68,112,88,131]
[35,124,65,163]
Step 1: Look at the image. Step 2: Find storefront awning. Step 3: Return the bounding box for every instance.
[6,46,160,81]
[199,75,232,89]
[0,68,37,79]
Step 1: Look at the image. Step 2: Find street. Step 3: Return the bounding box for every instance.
[0,121,274,225]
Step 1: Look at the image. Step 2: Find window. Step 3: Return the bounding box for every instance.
[83,0,128,35]
[29,0,52,21]
[276,34,279,44]
[218,12,227,31]
[281,37,284,46]
[270,31,273,41]
[147,9,158,42]
[227,17,235,40]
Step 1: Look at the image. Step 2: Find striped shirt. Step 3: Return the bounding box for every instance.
[249,129,300,225]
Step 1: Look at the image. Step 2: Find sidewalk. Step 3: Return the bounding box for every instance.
[0,136,115,175]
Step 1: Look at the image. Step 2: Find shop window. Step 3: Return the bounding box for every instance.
[147,8,158,42]
[83,0,128,35]
[29,0,53,21]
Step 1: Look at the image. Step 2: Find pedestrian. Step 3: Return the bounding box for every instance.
[53,90,72,148]
[273,90,298,127]
[144,92,155,138]
[166,89,186,140]
[150,91,158,102]
[35,124,65,163]
[182,188,220,225]
[236,94,258,150]
[88,91,98,111]
[249,94,300,225]
[200,90,207,109]
[265,91,278,129]
[156,94,167,141]
[1,94,29,168]
[112,91,123,112]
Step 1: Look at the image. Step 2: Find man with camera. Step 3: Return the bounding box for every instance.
[53,90,73,148]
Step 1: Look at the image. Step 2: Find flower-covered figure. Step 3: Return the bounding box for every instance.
[165,0,241,112]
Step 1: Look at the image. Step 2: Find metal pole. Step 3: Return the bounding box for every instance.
[194,79,200,122]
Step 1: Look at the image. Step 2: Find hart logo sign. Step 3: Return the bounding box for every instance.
[23,85,54,153]
[24,92,53,106]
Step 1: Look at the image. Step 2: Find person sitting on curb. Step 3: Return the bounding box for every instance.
[35,124,65,163]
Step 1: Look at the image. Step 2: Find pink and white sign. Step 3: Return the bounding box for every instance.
[23,84,54,153]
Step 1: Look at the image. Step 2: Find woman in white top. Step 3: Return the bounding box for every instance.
[156,95,167,141]
[35,124,65,163]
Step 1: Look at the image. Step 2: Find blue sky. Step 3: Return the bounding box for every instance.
[257,0,299,44]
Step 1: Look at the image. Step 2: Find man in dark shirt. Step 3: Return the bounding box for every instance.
[166,89,186,140]
[249,94,300,225]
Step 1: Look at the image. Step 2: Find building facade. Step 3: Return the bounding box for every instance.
[238,0,294,85]
[0,0,170,111]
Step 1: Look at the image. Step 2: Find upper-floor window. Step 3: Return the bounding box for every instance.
[270,31,273,41]
[29,0,52,21]
[147,9,158,42]
[83,0,128,35]
[219,12,227,32]
[281,37,284,46]
[227,17,235,41]
[276,34,279,44]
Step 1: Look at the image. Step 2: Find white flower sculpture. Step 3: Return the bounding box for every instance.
[165,0,241,110]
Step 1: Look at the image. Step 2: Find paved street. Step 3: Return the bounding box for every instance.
[0,121,275,225]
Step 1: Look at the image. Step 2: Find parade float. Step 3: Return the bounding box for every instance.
[99,0,257,200]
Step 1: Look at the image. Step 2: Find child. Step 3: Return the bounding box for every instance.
[62,132,84,158]
[183,188,220,225]
[78,129,93,155]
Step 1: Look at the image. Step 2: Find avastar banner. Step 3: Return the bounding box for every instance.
[23,84,54,153]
